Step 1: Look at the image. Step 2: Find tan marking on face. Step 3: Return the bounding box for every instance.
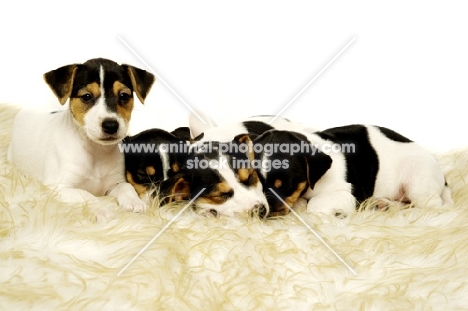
[197,181,234,205]
[146,166,156,176]
[69,82,101,125]
[274,179,282,189]
[126,171,148,197]
[172,163,180,173]
[113,81,134,123]
[284,181,308,208]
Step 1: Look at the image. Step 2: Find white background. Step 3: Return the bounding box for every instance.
[1,1,467,151]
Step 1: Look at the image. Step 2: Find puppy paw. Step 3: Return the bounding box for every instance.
[197,208,219,218]
[91,205,115,223]
[292,198,308,211]
[120,196,147,213]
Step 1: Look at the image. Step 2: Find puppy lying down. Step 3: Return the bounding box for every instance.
[124,117,453,218]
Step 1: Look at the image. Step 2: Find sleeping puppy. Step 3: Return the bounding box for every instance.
[123,127,191,203]
[172,134,268,217]
[253,125,453,217]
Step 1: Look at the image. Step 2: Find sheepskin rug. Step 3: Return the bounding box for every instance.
[1,103,468,310]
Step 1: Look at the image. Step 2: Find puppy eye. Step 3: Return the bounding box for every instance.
[119,92,131,102]
[217,192,233,199]
[81,93,93,102]
[210,191,233,202]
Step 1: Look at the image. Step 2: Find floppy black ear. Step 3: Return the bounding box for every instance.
[171,127,191,141]
[123,65,155,104]
[303,150,332,189]
[43,64,79,105]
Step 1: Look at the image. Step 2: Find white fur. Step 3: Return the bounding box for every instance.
[82,66,128,144]
[158,146,170,181]
[7,67,146,222]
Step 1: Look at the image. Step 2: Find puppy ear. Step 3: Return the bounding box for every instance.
[171,127,191,142]
[124,65,155,104]
[234,134,255,162]
[43,64,79,105]
[303,150,332,189]
[167,177,190,203]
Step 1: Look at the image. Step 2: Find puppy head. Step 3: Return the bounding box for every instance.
[44,58,155,145]
[253,130,332,216]
[168,135,268,217]
[124,128,190,198]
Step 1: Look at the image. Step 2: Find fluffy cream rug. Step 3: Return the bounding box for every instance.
[1,103,468,310]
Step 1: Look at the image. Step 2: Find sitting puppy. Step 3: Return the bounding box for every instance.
[253,125,454,217]
[123,127,191,203]
[8,58,155,221]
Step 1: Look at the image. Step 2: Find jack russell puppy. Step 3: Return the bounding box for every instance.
[123,126,191,204]
[8,58,155,222]
[252,125,454,217]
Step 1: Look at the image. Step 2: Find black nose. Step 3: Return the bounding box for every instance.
[102,119,119,134]
[251,204,268,218]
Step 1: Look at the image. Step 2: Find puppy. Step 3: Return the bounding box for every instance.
[123,127,191,203]
[253,125,454,217]
[180,134,268,217]
[179,112,314,217]
[8,58,155,221]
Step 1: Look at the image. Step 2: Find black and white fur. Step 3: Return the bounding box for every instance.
[254,125,454,217]
[182,112,315,217]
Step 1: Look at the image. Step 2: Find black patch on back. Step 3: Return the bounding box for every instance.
[317,125,379,204]
[242,121,274,136]
[377,126,413,143]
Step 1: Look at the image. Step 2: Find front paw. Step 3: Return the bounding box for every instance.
[120,196,147,213]
[307,192,356,218]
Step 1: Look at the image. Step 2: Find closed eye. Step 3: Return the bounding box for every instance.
[209,190,234,203]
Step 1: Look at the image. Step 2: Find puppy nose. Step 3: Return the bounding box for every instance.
[102,119,119,134]
[252,203,267,218]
